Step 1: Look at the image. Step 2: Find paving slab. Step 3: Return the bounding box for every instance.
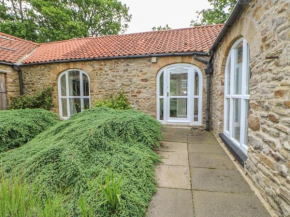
[193,191,271,217]
[162,128,189,142]
[188,143,226,155]
[157,151,189,166]
[155,141,187,153]
[188,133,219,145]
[191,168,253,193]
[147,188,194,217]
[189,152,236,170]
[156,165,191,189]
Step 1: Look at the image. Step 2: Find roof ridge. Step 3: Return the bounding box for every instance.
[37,24,225,46]
[0,32,39,45]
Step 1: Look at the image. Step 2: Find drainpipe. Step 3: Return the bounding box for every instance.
[194,51,214,132]
[12,65,24,96]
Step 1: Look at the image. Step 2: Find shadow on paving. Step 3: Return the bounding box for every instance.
[147,127,271,217]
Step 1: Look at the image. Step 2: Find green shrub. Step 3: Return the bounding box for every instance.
[0,109,59,152]
[9,87,54,110]
[0,172,67,217]
[0,107,162,216]
[94,91,131,110]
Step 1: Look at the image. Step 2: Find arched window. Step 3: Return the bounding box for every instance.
[224,38,250,154]
[58,69,90,119]
[156,64,203,125]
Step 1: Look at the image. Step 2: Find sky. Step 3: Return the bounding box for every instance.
[120,0,211,34]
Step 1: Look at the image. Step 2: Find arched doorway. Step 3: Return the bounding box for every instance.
[156,64,203,125]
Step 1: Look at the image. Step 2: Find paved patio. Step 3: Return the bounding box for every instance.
[147,127,271,217]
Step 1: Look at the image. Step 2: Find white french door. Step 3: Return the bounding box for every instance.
[157,64,203,126]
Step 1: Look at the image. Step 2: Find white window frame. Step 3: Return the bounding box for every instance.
[58,69,91,119]
[156,64,203,126]
[223,38,250,155]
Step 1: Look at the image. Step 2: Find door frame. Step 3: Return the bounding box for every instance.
[156,63,203,126]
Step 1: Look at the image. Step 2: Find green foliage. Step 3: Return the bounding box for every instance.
[152,24,171,31]
[0,0,131,42]
[0,172,67,217]
[191,0,237,26]
[98,167,123,211]
[0,109,59,152]
[8,87,54,110]
[0,107,162,216]
[94,91,131,110]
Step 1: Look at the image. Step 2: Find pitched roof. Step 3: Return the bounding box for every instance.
[0,32,38,64]
[22,24,224,64]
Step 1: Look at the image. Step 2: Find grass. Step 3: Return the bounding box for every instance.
[0,107,162,216]
[0,109,59,152]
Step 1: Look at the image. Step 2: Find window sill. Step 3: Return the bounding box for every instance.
[219,133,248,167]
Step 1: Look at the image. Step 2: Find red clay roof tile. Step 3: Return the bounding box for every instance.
[0,32,38,64]
[23,24,224,64]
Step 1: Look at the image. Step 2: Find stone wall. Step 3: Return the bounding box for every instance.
[211,0,290,216]
[0,64,20,106]
[19,56,207,128]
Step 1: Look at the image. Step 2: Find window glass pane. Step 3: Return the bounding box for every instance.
[83,73,89,96]
[226,56,231,94]
[84,98,90,110]
[194,71,199,96]
[61,74,67,96]
[226,98,230,132]
[170,73,188,96]
[234,42,243,95]
[246,46,250,95]
[69,71,80,96]
[244,100,249,146]
[233,99,241,142]
[61,98,68,117]
[170,98,187,118]
[159,72,164,96]
[69,98,81,115]
[160,99,164,120]
[193,98,198,122]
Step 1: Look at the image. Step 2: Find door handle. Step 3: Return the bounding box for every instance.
[167,92,169,97]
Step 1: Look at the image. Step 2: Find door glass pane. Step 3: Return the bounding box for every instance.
[61,74,67,96]
[84,98,90,110]
[234,42,243,95]
[160,99,164,120]
[246,46,250,95]
[233,99,241,142]
[159,72,164,96]
[83,73,89,96]
[69,71,80,96]
[170,98,187,118]
[69,98,81,115]
[226,98,230,132]
[194,71,199,96]
[170,73,188,96]
[193,98,198,122]
[226,56,231,94]
[61,98,68,117]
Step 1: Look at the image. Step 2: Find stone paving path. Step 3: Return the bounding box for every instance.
[147,127,271,217]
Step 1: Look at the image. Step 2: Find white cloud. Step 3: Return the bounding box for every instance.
[121,0,211,34]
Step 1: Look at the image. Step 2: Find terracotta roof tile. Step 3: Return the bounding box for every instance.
[22,24,224,64]
[0,32,38,64]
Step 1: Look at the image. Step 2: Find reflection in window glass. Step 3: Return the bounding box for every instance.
[233,99,241,142]
[61,98,68,117]
[69,71,80,96]
[193,98,198,121]
[160,99,164,120]
[61,74,67,96]
[160,72,164,96]
[170,73,188,96]
[69,98,81,115]
[226,98,230,132]
[194,71,199,96]
[234,42,243,95]
[170,98,187,118]
[226,56,231,94]
[83,74,89,96]
[84,98,90,109]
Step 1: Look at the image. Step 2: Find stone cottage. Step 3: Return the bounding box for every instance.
[0,0,289,216]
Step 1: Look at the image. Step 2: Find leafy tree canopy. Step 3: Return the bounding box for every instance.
[0,0,131,42]
[152,24,171,31]
[191,0,237,26]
